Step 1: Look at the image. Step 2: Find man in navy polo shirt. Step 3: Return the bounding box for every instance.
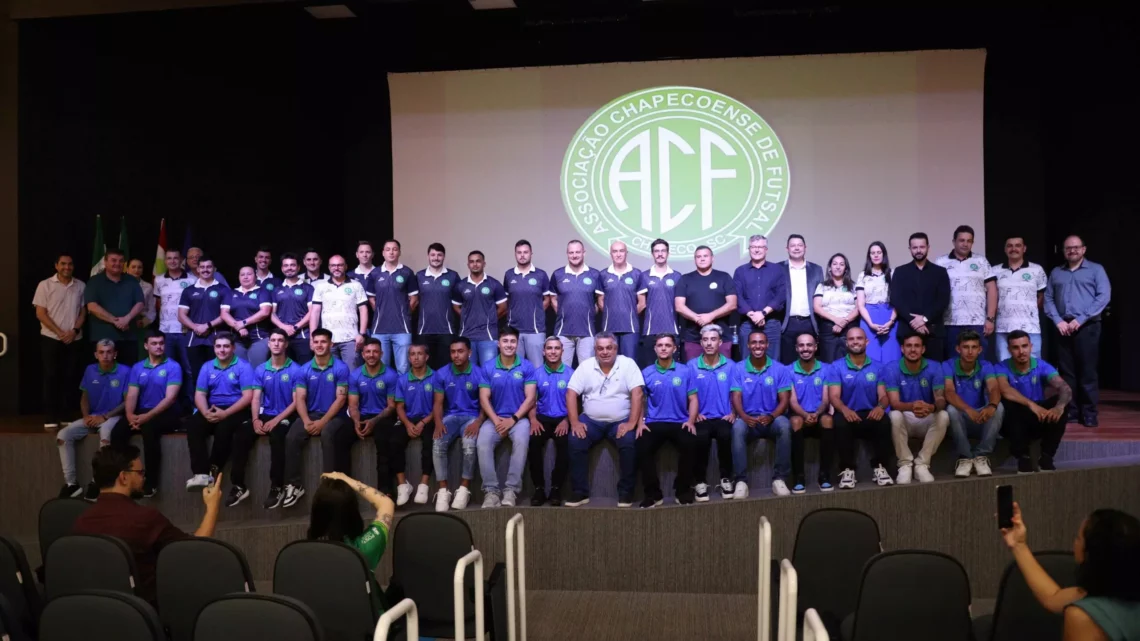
[254,247,274,284]
[54,339,129,500]
[270,253,315,365]
[640,238,680,368]
[503,239,551,367]
[788,333,834,494]
[348,338,402,497]
[944,329,1003,478]
[996,331,1071,473]
[638,334,700,507]
[178,256,231,388]
[526,336,573,506]
[451,250,507,366]
[884,335,949,484]
[431,337,485,512]
[302,248,327,285]
[550,239,602,368]
[688,325,736,501]
[284,328,351,508]
[476,327,537,509]
[367,239,419,374]
[416,242,461,370]
[230,329,302,509]
[114,331,182,499]
[677,246,738,362]
[185,333,255,494]
[599,241,648,360]
[351,240,375,284]
[730,331,792,498]
[826,327,894,490]
[393,342,436,506]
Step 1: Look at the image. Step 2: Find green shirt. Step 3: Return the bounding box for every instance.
[84,272,145,342]
[348,521,389,614]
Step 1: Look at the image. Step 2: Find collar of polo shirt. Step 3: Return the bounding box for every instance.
[544,362,565,374]
[948,251,974,261]
[1007,357,1038,375]
[513,265,536,276]
[360,363,388,377]
[97,362,121,374]
[899,358,931,374]
[381,263,404,274]
[450,362,473,375]
[211,358,237,370]
[310,357,338,371]
[407,366,434,381]
[564,264,590,276]
[607,264,634,276]
[952,357,981,377]
[793,360,823,375]
[696,354,729,370]
[237,285,260,294]
[843,354,874,370]
[648,265,674,278]
[193,278,219,288]
[495,356,522,370]
[425,266,447,278]
[654,360,677,373]
[142,357,169,369]
[744,356,774,374]
[263,358,294,372]
[465,274,488,285]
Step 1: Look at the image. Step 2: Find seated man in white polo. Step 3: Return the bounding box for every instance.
[884,334,949,484]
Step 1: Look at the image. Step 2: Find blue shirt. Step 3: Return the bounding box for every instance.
[253,359,301,417]
[128,358,182,413]
[271,280,314,339]
[943,358,996,410]
[996,357,1059,403]
[452,276,508,341]
[789,360,828,414]
[503,268,551,334]
[178,280,231,347]
[195,358,255,407]
[550,266,602,337]
[824,356,883,412]
[882,359,944,404]
[221,287,273,341]
[642,268,680,336]
[296,357,350,414]
[433,362,484,417]
[534,363,573,418]
[689,355,734,418]
[643,361,696,423]
[1044,259,1111,325]
[733,261,787,316]
[600,267,647,334]
[676,269,737,342]
[367,265,418,334]
[416,269,461,335]
[394,367,436,420]
[349,364,398,416]
[80,363,130,415]
[731,357,791,415]
[480,357,537,417]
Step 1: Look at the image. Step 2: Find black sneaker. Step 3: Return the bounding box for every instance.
[639,495,663,509]
[1081,414,1098,428]
[226,485,250,507]
[564,493,590,507]
[59,484,82,499]
[719,478,734,499]
[617,495,634,508]
[530,489,547,507]
[791,476,807,495]
[142,483,159,499]
[264,487,285,509]
[1017,457,1035,474]
[282,484,305,508]
[84,482,100,502]
[1039,456,1056,472]
[676,490,696,505]
[548,488,562,507]
[818,473,834,492]
[694,483,710,502]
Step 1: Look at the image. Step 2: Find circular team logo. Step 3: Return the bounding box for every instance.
[513,371,524,380]
[376,380,385,389]
[764,376,774,386]
[716,372,727,381]
[970,264,979,271]
[266,283,275,291]
[556,380,567,389]
[110,379,120,388]
[209,290,218,298]
[228,372,236,381]
[671,376,682,386]
[251,293,258,300]
[583,277,593,285]
[465,381,473,390]
[665,278,675,287]
[293,288,303,296]
[158,370,167,378]
[345,287,353,294]
[973,379,982,389]
[528,278,538,286]
[624,277,634,285]
[281,374,290,382]
[561,86,790,258]
[395,275,404,283]
[481,286,491,295]
[920,378,929,387]
[441,279,450,287]
[866,372,876,382]
[424,383,433,392]
[709,282,718,290]
[326,372,334,382]
[179,281,190,289]
[1030,375,1038,384]
[1022,273,1032,281]
[814,376,823,386]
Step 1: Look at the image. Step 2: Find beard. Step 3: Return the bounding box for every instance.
[912,252,927,261]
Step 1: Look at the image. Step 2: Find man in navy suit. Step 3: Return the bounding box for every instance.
[778,235,824,365]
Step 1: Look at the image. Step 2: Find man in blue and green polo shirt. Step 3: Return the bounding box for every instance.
[526,336,574,506]
[787,333,834,494]
[115,331,183,499]
[730,330,792,498]
[431,337,485,512]
[943,329,1003,478]
[996,330,1071,473]
[825,326,894,490]
[185,332,255,493]
[883,334,948,485]
[392,342,436,507]
[687,325,736,501]
[638,334,700,507]
[348,338,399,494]
[476,328,537,509]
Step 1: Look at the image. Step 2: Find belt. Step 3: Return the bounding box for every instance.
[789,315,812,320]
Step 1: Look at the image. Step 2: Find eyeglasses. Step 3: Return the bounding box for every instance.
[1064,245,1085,251]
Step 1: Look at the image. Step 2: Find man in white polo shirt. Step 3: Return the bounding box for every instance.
[993,236,1048,361]
[565,332,645,507]
[934,225,997,361]
[34,253,87,428]
[310,255,368,368]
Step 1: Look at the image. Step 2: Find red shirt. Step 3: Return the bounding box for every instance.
[71,492,190,603]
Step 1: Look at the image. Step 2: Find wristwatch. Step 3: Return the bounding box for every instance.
[986,316,996,323]
[510,414,521,423]
[921,316,928,324]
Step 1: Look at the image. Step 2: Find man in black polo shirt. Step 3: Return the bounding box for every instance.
[890,232,951,359]
[675,246,737,362]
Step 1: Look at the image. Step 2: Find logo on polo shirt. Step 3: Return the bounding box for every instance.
[158,369,167,377]
[973,379,982,389]
[560,86,789,259]
[920,378,929,387]
[228,372,237,381]
[345,287,353,294]
[764,376,774,385]
[671,376,682,386]
[465,381,473,390]
[717,372,727,381]
[481,287,491,295]
[265,283,275,291]
[557,380,567,389]
[624,277,634,285]
[326,372,334,382]
[110,379,120,388]
[424,383,433,392]
[395,275,404,284]
[281,374,290,382]
[865,372,876,382]
[441,279,451,287]
[1022,272,1032,281]
[251,293,258,300]
[583,277,593,285]
[294,289,303,296]
[209,290,218,298]
[1031,375,1038,384]
[376,380,385,389]
[512,371,523,380]
[814,376,822,386]
[528,278,538,286]
[180,281,190,289]
[666,279,675,287]
[970,263,979,271]
[709,282,718,290]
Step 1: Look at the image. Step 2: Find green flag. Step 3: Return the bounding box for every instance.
[90,215,105,276]
[118,216,130,263]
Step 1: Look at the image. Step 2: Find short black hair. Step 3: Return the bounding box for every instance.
[956,329,982,346]
[105,247,126,259]
[953,225,975,240]
[268,327,289,340]
[92,445,141,489]
[514,239,531,250]
[197,254,214,265]
[312,328,333,341]
[280,252,298,263]
[213,331,234,346]
[383,239,401,251]
[363,336,382,349]
[257,246,272,254]
[651,238,669,252]
[356,240,373,251]
[1006,330,1030,344]
[1078,509,1140,601]
[303,248,320,258]
[694,245,712,254]
[450,336,472,350]
[468,250,485,261]
[901,333,927,347]
[408,341,429,354]
[908,232,929,244]
[500,326,520,339]
[144,329,165,343]
[786,234,805,245]
[428,242,446,255]
[653,333,676,346]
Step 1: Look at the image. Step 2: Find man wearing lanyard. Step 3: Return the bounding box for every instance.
[416,242,462,370]
[526,337,574,506]
[476,327,537,509]
[393,342,436,506]
[891,232,951,359]
[884,335,949,484]
[178,256,230,401]
[733,235,788,363]
[185,333,255,494]
[1044,235,1111,427]
[451,250,508,366]
[730,330,793,498]
[778,234,824,364]
[826,326,895,490]
[599,241,648,360]
[638,334,700,507]
[933,225,998,360]
[503,239,551,367]
[366,240,419,374]
[430,337,485,512]
[640,238,680,368]
[997,331,1071,473]
[787,333,834,494]
[116,331,183,499]
[676,246,737,361]
[269,253,315,365]
[154,249,194,408]
[347,338,401,496]
[993,236,1048,361]
[688,325,736,502]
[313,255,369,369]
[550,240,603,368]
[943,330,1002,478]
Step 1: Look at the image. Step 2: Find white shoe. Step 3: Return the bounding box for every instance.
[694,483,710,502]
[185,474,211,491]
[839,468,857,490]
[771,480,790,497]
[873,465,894,486]
[434,489,452,512]
[896,464,913,485]
[396,482,414,506]
[502,489,517,507]
[414,483,430,504]
[954,458,974,478]
[733,481,749,499]
[452,486,471,510]
[914,464,935,483]
[482,492,501,509]
[973,456,993,477]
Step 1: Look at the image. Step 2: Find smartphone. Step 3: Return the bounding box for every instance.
[997,485,1014,529]
[208,465,220,489]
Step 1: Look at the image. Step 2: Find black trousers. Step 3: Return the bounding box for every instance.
[287,336,313,366]
[780,316,815,365]
[113,340,140,366]
[816,321,848,364]
[527,414,570,494]
[371,414,434,494]
[1054,321,1101,417]
[636,421,700,498]
[186,406,245,475]
[108,408,180,487]
[692,418,733,484]
[833,409,894,472]
[41,336,83,420]
[230,413,291,488]
[791,419,835,481]
[284,412,353,487]
[421,334,454,371]
[187,345,215,392]
[1002,397,1065,460]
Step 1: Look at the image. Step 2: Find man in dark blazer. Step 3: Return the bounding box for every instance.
[778,234,824,365]
[890,232,951,359]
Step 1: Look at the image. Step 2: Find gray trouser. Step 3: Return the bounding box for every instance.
[331,341,360,369]
[57,417,121,485]
[284,412,353,486]
[519,333,546,367]
[558,336,595,368]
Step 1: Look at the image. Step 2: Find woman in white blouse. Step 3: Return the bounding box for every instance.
[813,253,859,363]
[855,241,900,363]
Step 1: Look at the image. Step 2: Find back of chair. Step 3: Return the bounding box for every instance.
[0,536,40,638]
[38,499,91,559]
[194,593,323,641]
[389,513,476,630]
[792,508,881,633]
[274,541,376,641]
[44,535,137,601]
[849,550,973,641]
[0,593,30,641]
[157,538,255,641]
[987,551,1077,641]
[38,590,163,641]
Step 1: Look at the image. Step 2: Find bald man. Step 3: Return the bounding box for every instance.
[599,241,648,360]
[310,255,368,368]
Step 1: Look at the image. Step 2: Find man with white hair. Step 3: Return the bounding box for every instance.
[599,241,647,360]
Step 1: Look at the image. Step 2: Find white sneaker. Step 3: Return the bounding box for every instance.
[396,482,414,506]
[914,464,934,483]
[414,483,430,504]
[452,486,471,510]
[771,480,790,497]
[434,489,452,512]
[502,489,517,507]
[954,458,974,478]
[694,483,710,502]
[482,493,501,509]
[839,468,857,490]
[974,456,993,477]
[896,464,913,485]
[185,474,211,492]
[733,481,749,499]
[873,465,894,486]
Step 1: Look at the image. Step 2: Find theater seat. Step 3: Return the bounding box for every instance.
[39,590,163,641]
[43,534,137,601]
[844,550,972,641]
[157,538,255,641]
[974,551,1077,641]
[194,593,323,641]
[274,540,378,641]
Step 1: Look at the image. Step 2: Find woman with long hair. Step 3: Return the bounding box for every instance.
[309,472,396,573]
[1002,502,1140,640]
[813,253,858,363]
[855,242,900,363]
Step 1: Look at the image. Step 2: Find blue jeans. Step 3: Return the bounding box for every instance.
[519,333,546,367]
[731,416,792,482]
[432,414,477,483]
[738,320,782,363]
[569,415,636,497]
[996,332,1041,361]
[477,418,531,494]
[947,403,1004,459]
[945,325,988,361]
[471,340,498,366]
[331,341,360,369]
[614,332,639,360]
[372,333,411,374]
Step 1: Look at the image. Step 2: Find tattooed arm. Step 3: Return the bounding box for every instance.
[321,472,395,529]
